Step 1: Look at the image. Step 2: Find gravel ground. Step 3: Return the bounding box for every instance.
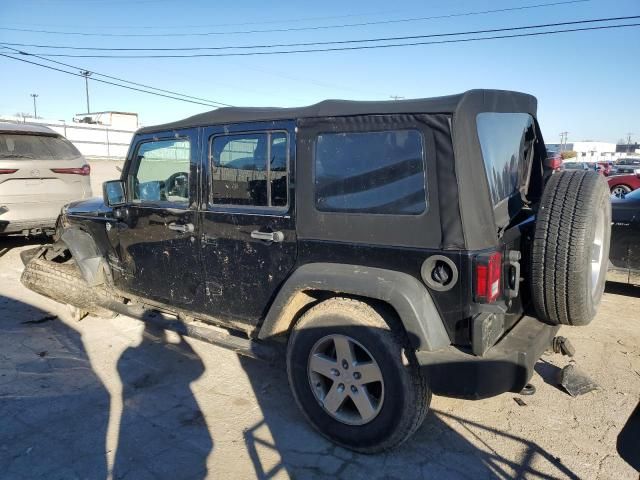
[0,237,638,480]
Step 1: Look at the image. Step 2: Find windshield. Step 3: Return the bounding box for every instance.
[0,133,82,160]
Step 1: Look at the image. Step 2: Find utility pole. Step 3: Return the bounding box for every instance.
[30,93,38,119]
[80,70,92,113]
[626,132,634,153]
[389,95,405,101]
[559,131,569,151]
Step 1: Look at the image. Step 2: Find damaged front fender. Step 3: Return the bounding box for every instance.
[60,228,108,286]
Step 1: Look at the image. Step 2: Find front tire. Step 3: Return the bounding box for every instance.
[286,297,430,453]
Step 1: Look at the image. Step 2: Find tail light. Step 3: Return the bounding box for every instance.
[475,251,502,303]
[544,153,563,170]
[0,169,18,175]
[51,164,91,176]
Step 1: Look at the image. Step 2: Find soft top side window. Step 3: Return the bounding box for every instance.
[314,129,427,215]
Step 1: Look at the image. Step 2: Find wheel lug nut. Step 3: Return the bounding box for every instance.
[337,383,345,392]
[351,385,357,393]
[353,372,361,380]
[342,360,349,369]
[331,368,340,377]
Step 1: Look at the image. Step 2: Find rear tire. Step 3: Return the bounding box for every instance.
[21,257,118,319]
[530,170,611,326]
[286,297,430,453]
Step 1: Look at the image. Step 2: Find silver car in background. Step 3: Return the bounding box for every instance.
[0,123,92,236]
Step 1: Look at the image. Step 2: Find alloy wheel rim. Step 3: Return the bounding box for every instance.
[590,208,606,298]
[307,334,384,426]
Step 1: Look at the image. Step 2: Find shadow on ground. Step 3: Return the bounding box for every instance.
[605,281,640,297]
[239,355,579,480]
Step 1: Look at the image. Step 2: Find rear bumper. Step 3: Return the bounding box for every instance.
[416,316,559,399]
[0,201,62,234]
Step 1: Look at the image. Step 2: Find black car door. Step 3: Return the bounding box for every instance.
[114,128,204,307]
[196,121,297,328]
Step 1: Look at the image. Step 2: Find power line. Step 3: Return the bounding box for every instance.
[11,22,640,59]
[0,53,229,108]
[4,15,637,52]
[0,1,590,37]
[2,9,406,30]
[0,45,233,107]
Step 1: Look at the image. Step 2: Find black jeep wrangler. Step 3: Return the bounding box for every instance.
[22,89,611,453]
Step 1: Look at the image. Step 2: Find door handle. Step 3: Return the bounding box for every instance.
[168,222,194,233]
[251,230,284,243]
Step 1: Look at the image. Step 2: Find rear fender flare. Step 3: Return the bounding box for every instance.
[60,228,108,286]
[258,263,451,352]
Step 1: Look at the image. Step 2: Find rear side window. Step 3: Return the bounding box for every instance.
[314,130,426,215]
[476,113,536,205]
[0,134,81,160]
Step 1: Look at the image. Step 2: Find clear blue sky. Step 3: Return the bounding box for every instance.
[0,0,638,144]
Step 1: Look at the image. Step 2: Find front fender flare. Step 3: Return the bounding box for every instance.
[258,263,451,352]
[60,228,107,286]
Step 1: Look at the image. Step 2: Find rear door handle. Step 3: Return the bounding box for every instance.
[251,230,284,243]
[168,222,194,233]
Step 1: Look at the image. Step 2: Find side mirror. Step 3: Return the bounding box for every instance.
[103,180,126,207]
[635,168,640,178]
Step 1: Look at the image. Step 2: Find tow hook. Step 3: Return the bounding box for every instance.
[552,336,576,357]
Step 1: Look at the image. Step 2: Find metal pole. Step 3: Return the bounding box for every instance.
[80,70,92,113]
[30,93,38,119]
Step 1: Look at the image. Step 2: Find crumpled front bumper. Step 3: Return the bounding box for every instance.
[416,315,559,399]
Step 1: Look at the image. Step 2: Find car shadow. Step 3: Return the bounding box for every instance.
[605,281,640,297]
[0,295,110,479]
[0,234,50,259]
[533,357,565,391]
[238,352,580,479]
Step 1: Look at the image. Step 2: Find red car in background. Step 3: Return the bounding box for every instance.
[608,170,640,197]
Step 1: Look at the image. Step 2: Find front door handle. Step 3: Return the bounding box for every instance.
[251,230,284,243]
[168,222,194,233]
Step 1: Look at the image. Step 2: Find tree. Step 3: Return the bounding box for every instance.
[561,150,577,160]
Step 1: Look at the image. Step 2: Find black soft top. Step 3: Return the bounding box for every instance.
[138,89,536,134]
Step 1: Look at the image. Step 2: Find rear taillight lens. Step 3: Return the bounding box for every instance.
[544,154,563,170]
[51,164,90,176]
[0,169,18,175]
[475,251,502,303]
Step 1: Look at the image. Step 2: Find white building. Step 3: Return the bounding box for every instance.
[571,141,617,161]
[547,141,635,162]
[0,111,139,159]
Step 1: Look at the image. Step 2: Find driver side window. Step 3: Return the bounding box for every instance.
[130,138,191,206]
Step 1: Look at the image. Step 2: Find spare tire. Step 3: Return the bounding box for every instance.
[530,170,611,326]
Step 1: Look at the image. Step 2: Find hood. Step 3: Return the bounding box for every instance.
[64,197,112,217]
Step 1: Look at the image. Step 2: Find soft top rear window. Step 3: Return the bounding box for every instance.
[0,134,81,160]
[476,112,536,206]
